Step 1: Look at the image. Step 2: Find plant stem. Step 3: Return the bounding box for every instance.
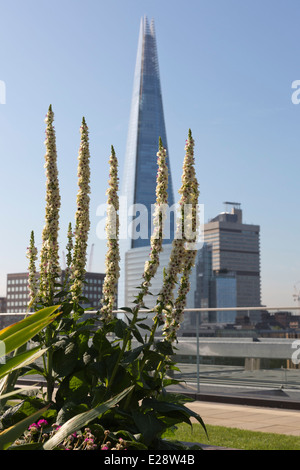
[106,306,139,391]
[45,325,54,402]
[123,315,161,410]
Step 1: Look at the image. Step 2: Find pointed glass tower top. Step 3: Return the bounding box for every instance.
[121,16,175,249]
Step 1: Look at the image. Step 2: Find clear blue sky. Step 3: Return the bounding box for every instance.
[0,0,299,307]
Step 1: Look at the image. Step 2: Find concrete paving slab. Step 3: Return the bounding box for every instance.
[187,401,300,436]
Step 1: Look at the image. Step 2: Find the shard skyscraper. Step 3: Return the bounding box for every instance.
[118,16,175,308]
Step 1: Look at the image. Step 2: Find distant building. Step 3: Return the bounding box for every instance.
[204,203,261,308]
[6,271,109,313]
[194,243,213,314]
[6,273,29,313]
[124,244,173,310]
[184,243,237,329]
[274,311,300,329]
[209,274,237,323]
[119,16,175,309]
[0,297,6,313]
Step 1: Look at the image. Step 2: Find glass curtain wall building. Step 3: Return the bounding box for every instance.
[119,16,175,308]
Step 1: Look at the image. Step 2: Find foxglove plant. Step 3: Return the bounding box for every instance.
[107,138,169,389]
[163,130,199,342]
[26,230,39,309]
[39,105,61,305]
[100,146,120,323]
[64,222,74,281]
[137,137,169,306]
[70,117,91,304]
[153,130,199,341]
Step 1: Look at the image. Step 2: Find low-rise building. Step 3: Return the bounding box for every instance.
[5,271,111,313]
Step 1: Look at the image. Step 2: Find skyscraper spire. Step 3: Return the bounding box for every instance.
[118,17,175,308]
[121,15,174,249]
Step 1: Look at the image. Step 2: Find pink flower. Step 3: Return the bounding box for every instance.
[37,419,48,427]
[28,423,38,430]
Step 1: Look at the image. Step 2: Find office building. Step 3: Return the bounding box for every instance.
[209,274,237,323]
[6,273,30,313]
[204,202,261,308]
[119,16,175,308]
[6,271,108,313]
[183,243,237,330]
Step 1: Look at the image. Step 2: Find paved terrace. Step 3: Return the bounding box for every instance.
[187,400,300,436]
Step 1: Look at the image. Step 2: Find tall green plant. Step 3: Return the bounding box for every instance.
[162,129,199,342]
[70,117,91,305]
[105,137,169,390]
[39,105,61,306]
[1,119,207,450]
[26,231,39,310]
[100,146,120,324]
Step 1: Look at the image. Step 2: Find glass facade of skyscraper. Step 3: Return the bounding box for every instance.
[118,17,175,308]
[121,16,175,250]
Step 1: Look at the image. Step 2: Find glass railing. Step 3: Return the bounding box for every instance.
[3,305,300,405]
[167,307,300,405]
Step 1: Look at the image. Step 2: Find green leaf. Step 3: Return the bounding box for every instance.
[130,325,144,344]
[54,290,69,298]
[162,378,183,387]
[0,307,61,358]
[0,386,39,401]
[142,397,208,437]
[121,345,145,365]
[56,370,90,405]
[8,442,43,450]
[0,347,48,380]
[92,329,112,355]
[115,319,129,339]
[52,340,78,377]
[0,319,56,358]
[154,340,174,356]
[0,404,50,450]
[43,386,134,450]
[132,410,165,446]
[143,350,164,370]
[157,392,194,404]
[137,323,151,331]
[0,306,60,342]
[119,307,133,313]
[126,440,148,450]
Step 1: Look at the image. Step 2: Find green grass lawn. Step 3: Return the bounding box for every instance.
[165,423,300,450]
